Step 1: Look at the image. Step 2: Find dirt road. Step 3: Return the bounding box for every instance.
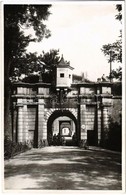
[4,146,121,190]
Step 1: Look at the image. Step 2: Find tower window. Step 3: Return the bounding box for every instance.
[60,73,64,77]
[69,74,71,78]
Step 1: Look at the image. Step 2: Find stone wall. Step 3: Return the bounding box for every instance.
[85,106,95,131]
[12,82,120,148]
[27,107,36,131]
[17,106,37,142]
[17,106,24,142]
[80,105,96,137]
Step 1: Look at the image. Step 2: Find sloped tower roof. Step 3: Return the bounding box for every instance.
[56,55,74,70]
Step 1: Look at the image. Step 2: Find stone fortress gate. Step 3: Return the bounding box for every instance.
[11,57,117,147]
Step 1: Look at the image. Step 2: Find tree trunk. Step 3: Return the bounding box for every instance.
[4,60,12,140]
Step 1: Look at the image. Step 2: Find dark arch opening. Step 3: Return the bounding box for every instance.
[47,110,79,146]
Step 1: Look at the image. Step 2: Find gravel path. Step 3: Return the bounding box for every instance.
[4,146,121,190]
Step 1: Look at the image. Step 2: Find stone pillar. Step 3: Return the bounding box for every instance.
[23,104,28,141]
[98,109,101,145]
[103,107,109,129]
[71,120,74,135]
[18,106,23,142]
[38,99,47,144]
[42,116,47,140]
[38,99,44,140]
[80,104,87,140]
[101,106,109,146]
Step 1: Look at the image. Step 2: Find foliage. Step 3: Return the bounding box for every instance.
[115,4,122,21]
[108,119,122,151]
[4,136,31,159]
[20,49,61,84]
[38,49,61,85]
[110,67,122,81]
[49,134,67,146]
[111,81,122,95]
[10,52,39,80]
[101,118,121,152]
[22,74,39,83]
[105,67,122,82]
[4,4,51,76]
[101,4,122,81]
[101,37,122,64]
[38,139,48,148]
[4,5,51,137]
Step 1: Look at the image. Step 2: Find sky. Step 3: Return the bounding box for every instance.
[26,2,122,81]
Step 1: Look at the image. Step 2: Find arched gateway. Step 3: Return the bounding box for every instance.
[47,109,78,146]
[11,56,117,148]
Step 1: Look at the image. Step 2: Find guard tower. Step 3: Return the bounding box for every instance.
[56,56,74,88]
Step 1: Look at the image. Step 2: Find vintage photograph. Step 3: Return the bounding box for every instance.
[3,0,124,191]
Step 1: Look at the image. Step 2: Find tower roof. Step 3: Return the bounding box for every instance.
[56,55,74,70]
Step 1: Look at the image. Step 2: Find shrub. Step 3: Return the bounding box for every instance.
[101,119,122,151]
[112,82,122,96]
[38,139,48,148]
[107,120,122,151]
[4,136,31,159]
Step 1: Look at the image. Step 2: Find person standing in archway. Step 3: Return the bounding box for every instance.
[72,132,77,146]
[57,133,61,146]
[53,134,57,146]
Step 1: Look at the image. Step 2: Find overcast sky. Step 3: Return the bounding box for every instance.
[26,2,122,81]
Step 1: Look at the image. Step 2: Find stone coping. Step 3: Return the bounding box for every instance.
[12,82,51,87]
[12,94,121,99]
[12,81,116,88]
[72,82,113,88]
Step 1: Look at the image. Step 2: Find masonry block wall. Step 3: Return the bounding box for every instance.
[80,104,87,140]
[81,106,95,134]
[103,107,109,129]
[11,81,121,147]
[17,106,24,142]
[17,105,37,142]
[27,107,36,141]
[80,103,98,145]
[85,106,95,131]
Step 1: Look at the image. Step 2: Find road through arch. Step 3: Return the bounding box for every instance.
[47,109,79,146]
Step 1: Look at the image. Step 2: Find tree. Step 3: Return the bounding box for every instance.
[38,49,61,84]
[109,67,122,81]
[21,49,61,84]
[115,4,122,21]
[101,38,122,64]
[5,5,51,80]
[4,5,51,138]
[101,4,122,81]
